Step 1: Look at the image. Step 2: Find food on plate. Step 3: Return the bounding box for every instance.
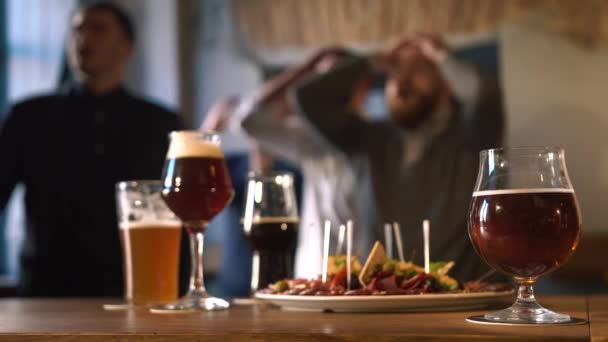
[358,241,388,285]
[327,255,362,276]
[260,241,512,296]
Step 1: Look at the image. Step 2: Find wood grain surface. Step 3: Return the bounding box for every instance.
[589,295,608,342]
[0,295,594,341]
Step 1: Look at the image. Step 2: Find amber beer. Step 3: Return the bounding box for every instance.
[244,216,299,290]
[469,189,581,278]
[120,221,181,306]
[161,133,234,233]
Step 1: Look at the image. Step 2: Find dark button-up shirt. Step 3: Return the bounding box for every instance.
[0,84,181,296]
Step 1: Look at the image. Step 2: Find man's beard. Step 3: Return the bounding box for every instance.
[391,91,440,130]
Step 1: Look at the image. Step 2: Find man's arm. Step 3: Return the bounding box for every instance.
[0,108,24,211]
[238,96,325,164]
[290,56,372,155]
[255,47,351,106]
[439,58,505,150]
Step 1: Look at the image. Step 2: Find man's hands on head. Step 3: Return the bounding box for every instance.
[201,36,451,133]
[307,46,352,73]
[201,46,353,132]
[256,46,353,115]
[378,33,452,128]
[384,33,449,67]
[264,46,351,95]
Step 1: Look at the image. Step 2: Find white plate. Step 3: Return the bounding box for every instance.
[255,291,514,313]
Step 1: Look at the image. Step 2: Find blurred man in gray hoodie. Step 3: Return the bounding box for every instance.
[204,35,504,281]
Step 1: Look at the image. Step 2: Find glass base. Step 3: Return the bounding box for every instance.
[467,315,587,326]
[486,304,569,324]
[468,300,586,325]
[149,291,230,313]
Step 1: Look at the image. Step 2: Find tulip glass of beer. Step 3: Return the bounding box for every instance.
[243,172,299,292]
[115,180,181,307]
[468,147,582,324]
[154,131,234,312]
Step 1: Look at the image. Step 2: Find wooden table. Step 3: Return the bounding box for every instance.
[0,296,602,341]
[590,295,608,342]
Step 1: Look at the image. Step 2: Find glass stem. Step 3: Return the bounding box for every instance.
[250,251,260,294]
[188,230,207,295]
[515,277,536,303]
[512,277,542,313]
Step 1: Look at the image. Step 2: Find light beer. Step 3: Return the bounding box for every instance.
[120,221,181,306]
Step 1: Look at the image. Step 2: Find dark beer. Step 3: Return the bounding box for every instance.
[469,189,581,278]
[162,157,233,231]
[156,131,233,311]
[243,217,299,290]
[162,136,234,233]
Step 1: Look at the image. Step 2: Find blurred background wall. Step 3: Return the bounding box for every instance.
[501,22,608,235]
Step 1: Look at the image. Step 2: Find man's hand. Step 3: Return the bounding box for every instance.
[381,33,451,93]
[379,33,452,127]
[257,46,351,106]
[373,33,449,75]
[200,96,240,132]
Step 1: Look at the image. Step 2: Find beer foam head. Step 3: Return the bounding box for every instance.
[251,216,300,224]
[120,220,182,230]
[166,131,224,159]
[473,188,574,197]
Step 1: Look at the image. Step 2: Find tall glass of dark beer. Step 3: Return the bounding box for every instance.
[243,172,299,292]
[468,147,582,324]
[153,131,234,312]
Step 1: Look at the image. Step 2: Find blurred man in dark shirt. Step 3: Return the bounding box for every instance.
[0,2,181,296]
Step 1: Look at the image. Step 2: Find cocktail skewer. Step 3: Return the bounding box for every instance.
[336,224,346,255]
[423,219,430,274]
[384,223,393,259]
[475,269,496,283]
[346,220,353,290]
[392,222,405,262]
[322,220,331,283]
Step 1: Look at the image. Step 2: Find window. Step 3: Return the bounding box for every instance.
[7,0,75,101]
[2,0,75,277]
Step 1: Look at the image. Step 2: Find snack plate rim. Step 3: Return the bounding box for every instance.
[255,290,514,302]
[254,290,515,312]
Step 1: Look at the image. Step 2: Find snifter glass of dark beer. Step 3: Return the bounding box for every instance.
[154,131,234,312]
[115,180,181,307]
[468,147,582,324]
[243,172,299,292]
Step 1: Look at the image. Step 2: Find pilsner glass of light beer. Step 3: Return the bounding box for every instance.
[153,130,234,312]
[116,180,182,307]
